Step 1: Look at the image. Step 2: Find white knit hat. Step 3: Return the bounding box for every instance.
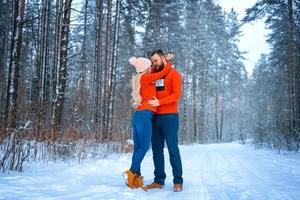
[129,57,152,73]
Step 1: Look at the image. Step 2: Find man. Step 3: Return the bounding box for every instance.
[147,50,183,192]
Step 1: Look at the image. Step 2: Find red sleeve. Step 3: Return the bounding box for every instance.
[158,70,182,106]
[141,63,171,84]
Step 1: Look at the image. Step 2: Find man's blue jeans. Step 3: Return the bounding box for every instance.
[130,110,153,175]
[151,113,183,185]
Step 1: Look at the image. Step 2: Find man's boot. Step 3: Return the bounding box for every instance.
[145,182,164,190]
[173,183,183,192]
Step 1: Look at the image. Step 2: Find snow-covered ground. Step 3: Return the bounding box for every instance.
[1,142,300,200]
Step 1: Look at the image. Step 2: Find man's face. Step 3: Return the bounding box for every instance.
[151,53,164,71]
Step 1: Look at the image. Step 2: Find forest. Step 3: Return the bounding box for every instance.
[0,0,299,172]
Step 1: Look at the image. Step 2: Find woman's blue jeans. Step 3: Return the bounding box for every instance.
[130,110,153,175]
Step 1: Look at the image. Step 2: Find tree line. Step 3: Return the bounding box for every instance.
[244,0,300,151]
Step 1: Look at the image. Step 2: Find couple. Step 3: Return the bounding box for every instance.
[124,50,183,192]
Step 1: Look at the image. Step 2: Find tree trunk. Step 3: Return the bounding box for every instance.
[108,0,121,137]
[51,0,62,120]
[296,2,300,146]
[0,0,10,123]
[37,0,51,132]
[80,0,88,89]
[192,62,197,143]
[215,93,219,141]
[93,0,103,133]
[214,60,219,141]
[101,0,112,140]
[154,0,160,47]
[198,57,208,143]
[51,0,72,135]
[76,0,89,131]
[287,0,299,144]
[220,94,224,141]
[181,48,189,144]
[287,0,294,141]
[5,0,25,129]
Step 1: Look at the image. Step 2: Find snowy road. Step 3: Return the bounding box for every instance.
[1,143,300,200]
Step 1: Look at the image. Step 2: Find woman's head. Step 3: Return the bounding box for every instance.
[129,56,151,109]
[129,57,152,73]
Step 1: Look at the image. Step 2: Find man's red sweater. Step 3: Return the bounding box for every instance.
[154,67,182,114]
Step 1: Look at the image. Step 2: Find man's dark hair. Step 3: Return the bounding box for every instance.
[150,49,164,57]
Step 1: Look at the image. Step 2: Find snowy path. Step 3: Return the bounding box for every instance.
[1,143,300,200]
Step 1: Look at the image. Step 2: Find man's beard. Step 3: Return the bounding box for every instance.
[155,63,165,72]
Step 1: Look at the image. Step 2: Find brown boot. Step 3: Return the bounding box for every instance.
[123,170,136,189]
[133,175,147,191]
[173,183,183,192]
[145,182,163,190]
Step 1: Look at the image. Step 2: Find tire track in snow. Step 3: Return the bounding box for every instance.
[217,145,292,200]
[228,147,296,200]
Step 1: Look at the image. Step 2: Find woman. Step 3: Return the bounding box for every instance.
[124,54,173,190]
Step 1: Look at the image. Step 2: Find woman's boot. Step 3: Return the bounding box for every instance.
[133,175,147,191]
[123,170,136,189]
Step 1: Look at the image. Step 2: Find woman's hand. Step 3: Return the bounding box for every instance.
[160,55,167,66]
[166,54,175,62]
[148,96,160,107]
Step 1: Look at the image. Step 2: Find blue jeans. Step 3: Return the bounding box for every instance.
[151,113,183,185]
[130,110,153,175]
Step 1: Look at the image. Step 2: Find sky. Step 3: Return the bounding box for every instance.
[217,0,271,76]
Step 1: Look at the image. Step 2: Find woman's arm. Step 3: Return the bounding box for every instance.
[141,62,172,84]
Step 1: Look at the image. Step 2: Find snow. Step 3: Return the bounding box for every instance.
[127,139,134,145]
[1,143,300,200]
[9,85,14,94]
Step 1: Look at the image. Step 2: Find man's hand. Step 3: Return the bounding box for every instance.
[148,96,160,107]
